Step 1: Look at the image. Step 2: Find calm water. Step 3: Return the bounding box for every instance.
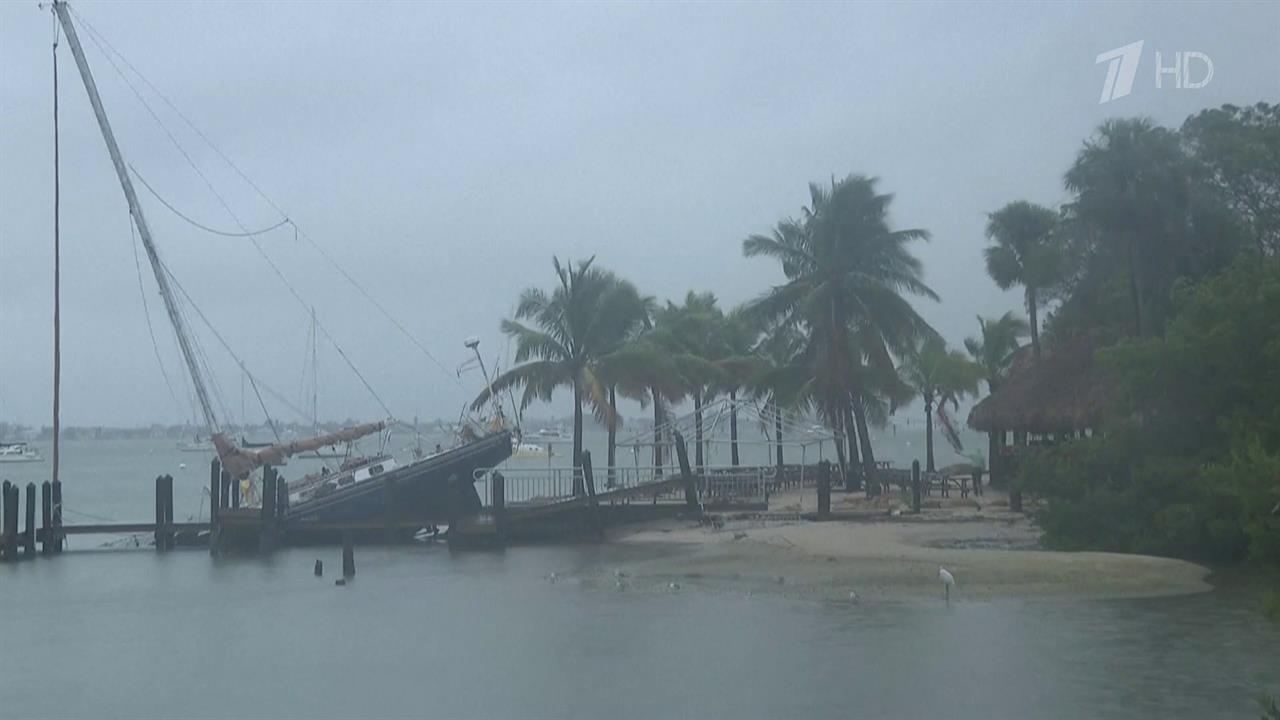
[1,439,1277,719]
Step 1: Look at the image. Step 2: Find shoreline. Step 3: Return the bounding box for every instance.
[583,489,1212,602]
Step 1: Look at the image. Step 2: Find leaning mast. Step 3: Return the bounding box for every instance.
[51,1,220,435]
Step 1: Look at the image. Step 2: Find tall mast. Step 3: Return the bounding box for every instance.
[310,306,318,432]
[52,2,219,435]
[51,24,61,485]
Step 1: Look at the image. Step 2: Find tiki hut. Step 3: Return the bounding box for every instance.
[967,336,1117,485]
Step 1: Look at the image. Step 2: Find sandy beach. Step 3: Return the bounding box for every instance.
[588,487,1212,601]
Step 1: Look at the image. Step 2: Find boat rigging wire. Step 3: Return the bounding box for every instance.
[67,4,465,390]
[70,6,393,420]
[161,260,313,426]
[128,210,188,421]
[130,166,292,238]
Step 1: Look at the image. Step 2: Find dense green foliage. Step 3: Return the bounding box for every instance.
[1022,256,1280,565]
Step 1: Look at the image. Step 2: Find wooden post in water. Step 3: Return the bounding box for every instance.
[40,480,52,554]
[911,460,922,513]
[382,476,396,544]
[24,482,37,556]
[162,474,174,550]
[673,432,700,514]
[2,481,14,561]
[341,532,355,578]
[491,471,506,543]
[154,475,165,551]
[231,471,240,509]
[817,461,831,520]
[582,451,601,539]
[260,465,276,553]
[209,458,221,528]
[446,473,461,550]
[51,479,62,553]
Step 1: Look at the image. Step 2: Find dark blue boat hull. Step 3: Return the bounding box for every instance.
[283,431,511,526]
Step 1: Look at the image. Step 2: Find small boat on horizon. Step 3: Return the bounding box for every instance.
[0,442,43,463]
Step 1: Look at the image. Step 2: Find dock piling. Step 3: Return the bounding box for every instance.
[209,458,221,528]
[341,533,355,578]
[154,475,165,550]
[23,482,36,556]
[3,481,16,560]
[260,465,277,553]
[51,479,63,552]
[40,480,52,554]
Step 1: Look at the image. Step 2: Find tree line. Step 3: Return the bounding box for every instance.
[474,101,1280,564]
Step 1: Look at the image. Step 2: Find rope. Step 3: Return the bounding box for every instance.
[71,7,392,420]
[130,165,292,238]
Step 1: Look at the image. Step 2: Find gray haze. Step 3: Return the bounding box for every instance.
[2,1,1277,428]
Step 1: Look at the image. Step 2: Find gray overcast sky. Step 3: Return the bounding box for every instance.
[2,1,1278,428]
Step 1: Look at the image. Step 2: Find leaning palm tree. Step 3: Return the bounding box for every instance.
[472,257,646,494]
[743,175,939,481]
[964,311,1029,485]
[984,201,1063,359]
[898,336,983,472]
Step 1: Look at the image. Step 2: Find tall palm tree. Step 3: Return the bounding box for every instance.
[473,257,645,494]
[1064,118,1191,337]
[743,175,938,482]
[984,201,1062,358]
[898,336,982,472]
[964,312,1029,484]
[654,292,727,473]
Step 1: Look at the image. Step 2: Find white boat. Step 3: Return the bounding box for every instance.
[511,438,552,459]
[177,436,214,453]
[0,442,43,463]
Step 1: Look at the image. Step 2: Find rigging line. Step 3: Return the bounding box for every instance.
[128,211,187,421]
[69,6,462,388]
[73,11,392,419]
[130,165,291,238]
[160,261,313,424]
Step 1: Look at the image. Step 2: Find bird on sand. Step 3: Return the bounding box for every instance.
[938,566,955,605]
[848,591,860,604]
[546,572,560,584]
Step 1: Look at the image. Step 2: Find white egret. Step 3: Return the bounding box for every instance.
[668,581,680,590]
[938,566,955,604]
[546,572,560,584]
[848,591,860,604]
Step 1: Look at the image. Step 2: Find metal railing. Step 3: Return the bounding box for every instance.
[473,463,779,509]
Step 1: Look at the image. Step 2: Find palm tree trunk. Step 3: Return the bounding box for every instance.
[694,388,704,474]
[652,386,663,476]
[1028,287,1041,359]
[774,401,784,470]
[729,389,740,467]
[852,399,877,494]
[573,379,584,496]
[1128,235,1145,337]
[843,405,861,491]
[607,384,617,488]
[924,395,936,472]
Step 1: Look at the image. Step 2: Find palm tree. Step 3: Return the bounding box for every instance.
[984,201,1062,358]
[653,292,727,473]
[1064,118,1191,337]
[748,320,807,474]
[964,312,1029,484]
[743,175,938,482]
[898,336,982,472]
[714,307,761,467]
[473,257,646,494]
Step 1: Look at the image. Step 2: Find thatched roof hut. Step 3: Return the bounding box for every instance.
[967,337,1117,434]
